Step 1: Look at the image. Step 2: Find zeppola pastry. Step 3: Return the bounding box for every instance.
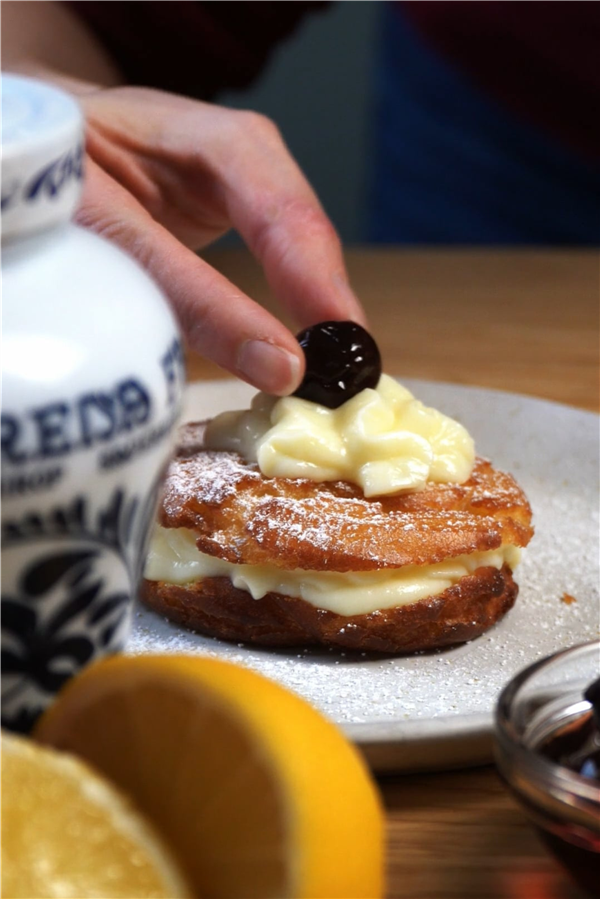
[142,323,533,653]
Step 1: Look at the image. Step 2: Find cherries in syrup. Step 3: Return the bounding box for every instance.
[293,321,382,409]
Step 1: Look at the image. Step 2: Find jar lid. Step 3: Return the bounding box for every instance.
[1,74,84,240]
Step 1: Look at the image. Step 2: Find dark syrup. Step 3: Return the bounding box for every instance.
[538,831,599,897]
[536,678,600,897]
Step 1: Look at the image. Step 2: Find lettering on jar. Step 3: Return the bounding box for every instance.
[1,377,153,464]
[1,338,186,495]
[1,144,84,213]
[160,337,186,407]
[1,466,63,499]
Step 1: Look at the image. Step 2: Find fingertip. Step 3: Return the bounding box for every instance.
[236,339,304,396]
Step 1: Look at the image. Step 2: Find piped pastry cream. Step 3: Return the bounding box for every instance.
[142,322,534,653]
[146,526,521,616]
[204,375,475,497]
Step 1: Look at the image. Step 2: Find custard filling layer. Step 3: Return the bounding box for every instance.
[145,526,520,616]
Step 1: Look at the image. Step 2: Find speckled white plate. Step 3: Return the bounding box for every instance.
[128,379,599,773]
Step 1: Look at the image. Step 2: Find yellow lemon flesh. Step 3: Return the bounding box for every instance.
[2,731,189,899]
[35,654,384,898]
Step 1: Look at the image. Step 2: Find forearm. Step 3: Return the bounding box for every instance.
[1,0,121,90]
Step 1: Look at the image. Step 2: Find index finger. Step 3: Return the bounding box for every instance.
[203,110,368,330]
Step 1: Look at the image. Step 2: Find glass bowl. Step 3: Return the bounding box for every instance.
[494,641,600,896]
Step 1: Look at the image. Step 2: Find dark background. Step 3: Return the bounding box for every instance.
[215,2,380,244]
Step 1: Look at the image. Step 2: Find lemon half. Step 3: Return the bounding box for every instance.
[35,654,384,898]
[2,731,190,898]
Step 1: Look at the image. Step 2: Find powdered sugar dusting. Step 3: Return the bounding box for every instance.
[164,450,262,510]
[129,380,599,771]
[161,439,530,571]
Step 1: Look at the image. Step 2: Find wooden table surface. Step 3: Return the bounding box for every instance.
[189,248,599,899]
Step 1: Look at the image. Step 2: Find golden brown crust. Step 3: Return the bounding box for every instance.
[140,564,518,654]
[159,422,534,572]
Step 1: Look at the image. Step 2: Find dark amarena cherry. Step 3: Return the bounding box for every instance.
[292,321,382,409]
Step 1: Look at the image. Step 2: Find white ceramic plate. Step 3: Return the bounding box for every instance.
[128,379,599,773]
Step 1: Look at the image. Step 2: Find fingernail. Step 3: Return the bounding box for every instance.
[237,340,302,396]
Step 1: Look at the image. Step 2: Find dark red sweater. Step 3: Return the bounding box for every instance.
[66,1,327,99]
[402,1,600,161]
[66,1,599,161]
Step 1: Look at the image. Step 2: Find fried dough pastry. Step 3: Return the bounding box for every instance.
[141,564,518,654]
[142,422,533,653]
[159,423,533,573]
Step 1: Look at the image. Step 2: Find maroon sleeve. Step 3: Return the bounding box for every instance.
[400,1,600,161]
[64,1,328,99]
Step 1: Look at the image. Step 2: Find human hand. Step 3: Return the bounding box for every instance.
[72,85,366,395]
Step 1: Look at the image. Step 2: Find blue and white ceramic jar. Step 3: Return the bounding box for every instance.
[1,75,185,732]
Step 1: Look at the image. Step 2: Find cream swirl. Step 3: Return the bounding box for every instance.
[204,375,475,497]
